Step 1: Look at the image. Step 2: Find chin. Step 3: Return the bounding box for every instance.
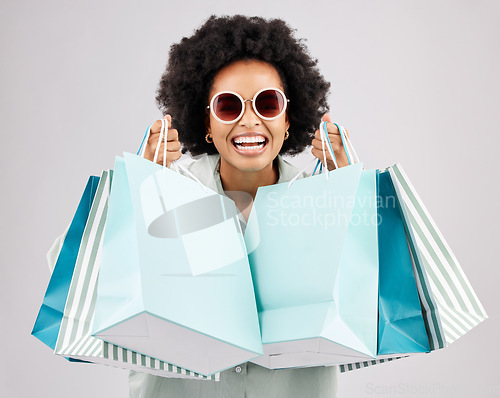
[220,150,275,173]
[233,156,272,172]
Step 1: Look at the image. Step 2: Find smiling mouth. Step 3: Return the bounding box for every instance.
[232,135,268,151]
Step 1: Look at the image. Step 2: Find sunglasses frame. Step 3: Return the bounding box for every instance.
[207,87,289,124]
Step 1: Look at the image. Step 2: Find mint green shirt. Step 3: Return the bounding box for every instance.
[129,154,338,398]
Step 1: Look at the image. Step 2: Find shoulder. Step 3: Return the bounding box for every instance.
[176,154,221,192]
[277,155,308,184]
[180,154,220,174]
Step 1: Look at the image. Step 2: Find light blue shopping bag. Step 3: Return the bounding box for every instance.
[92,153,262,376]
[247,159,380,370]
[32,176,99,353]
[319,168,429,374]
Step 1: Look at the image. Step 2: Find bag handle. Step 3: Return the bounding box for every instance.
[136,119,169,165]
[287,121,335,187]
[137,119,175,168]
[336,123,359,164]
[288,121,360,188]
[137,123,152,157]
[314,121,360,171]
[137,121,208,192]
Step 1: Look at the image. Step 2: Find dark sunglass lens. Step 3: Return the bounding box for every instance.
[255,90,285,118]
[213,93,242,122]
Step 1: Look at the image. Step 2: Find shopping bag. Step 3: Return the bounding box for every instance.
[338,167,429,373]
[389,163,488,349]
[318,126,429,356]
[32,175,100,350]
[54,170,218,380]
[248,165,379,370]
[339,160,487,373]
[92,153,262,376]
[327,125,428,373]
[376,169,430,355]
[247,121,379,369]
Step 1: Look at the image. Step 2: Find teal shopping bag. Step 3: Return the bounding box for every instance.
[32,176,99,351]
[377,169,429,355]
[92,154,262,377]
[247,162,380,370]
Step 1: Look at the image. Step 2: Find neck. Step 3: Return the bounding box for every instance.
[219,157,279,199]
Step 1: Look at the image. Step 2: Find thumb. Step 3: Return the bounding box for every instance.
[164,114,172,129]
[322,113,332,123]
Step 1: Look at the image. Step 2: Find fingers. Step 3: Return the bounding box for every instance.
[143,114,181,165]
[165,128,178,142]
[163,138,181,152]
[311,121,353,171]
[322,113,333,123]
[311,147,333,162]
[150,114,172,134]
[168,150,182,162]
[146,128,179,147]
[144,139,182,165]
[311,147,337,171]
[156,143,182,163]
[314,122,340,140]
[311,137,342,162]
[164,114,172,129]
[148,115,177,146]
[162,142,182,163]
[150,127,179,142]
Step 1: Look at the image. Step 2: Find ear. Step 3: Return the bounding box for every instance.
[285,112,290,131]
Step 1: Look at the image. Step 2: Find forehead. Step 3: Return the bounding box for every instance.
[210,60,284,98]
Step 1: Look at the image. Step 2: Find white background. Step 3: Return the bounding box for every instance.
[1,1,499,397]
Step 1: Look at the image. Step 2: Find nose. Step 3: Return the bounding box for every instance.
[238,100,261,127]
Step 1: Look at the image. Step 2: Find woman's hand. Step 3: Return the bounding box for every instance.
[311,114,351,171]
[143,115,182,167]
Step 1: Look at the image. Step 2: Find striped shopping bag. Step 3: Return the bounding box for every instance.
[339,163,488,373]
[54,170,219,381]
[388,163,487,349]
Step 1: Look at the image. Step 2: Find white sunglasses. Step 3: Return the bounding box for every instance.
[207,87,289,124]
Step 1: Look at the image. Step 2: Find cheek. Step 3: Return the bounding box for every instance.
[269,121,287,141]
[209,118,227,138]
[210,124,233,147]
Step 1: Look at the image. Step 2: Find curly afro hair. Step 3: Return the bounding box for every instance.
[156,15,331,156]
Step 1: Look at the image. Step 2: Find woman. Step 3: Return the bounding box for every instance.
[131,15,351,398]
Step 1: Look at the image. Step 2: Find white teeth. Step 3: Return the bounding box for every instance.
[234,143,265,150]
[233,136,266,144]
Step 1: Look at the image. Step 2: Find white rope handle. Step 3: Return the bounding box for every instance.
[325,122,361,166]
[320,121,339,174]
[157,119,208,192]
[339,126,354,163]
[140,119,168,166]
[341,126,360,163]
[324,122,340,169]
[288,121,339,188]
[163,119,168,169]
[320,126,328,177]
[152,119,164,164]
